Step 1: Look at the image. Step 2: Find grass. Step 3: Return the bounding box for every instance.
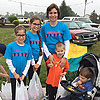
[0,28,100,89]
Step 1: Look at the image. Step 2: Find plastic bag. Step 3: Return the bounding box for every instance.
[56,76,69,100]
[15,80,29,100]
[0,81,12,100]
[28,71,44,100]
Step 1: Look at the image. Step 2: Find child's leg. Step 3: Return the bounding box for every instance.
[47,84,58,100]
[10,78,16,100]
[28,64,34,83]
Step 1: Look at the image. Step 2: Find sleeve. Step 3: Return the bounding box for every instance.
[64,40,70,58]
[22,60,31,76]
[43,42,51,58]
[86,82,94,92]
[4,44,12,59]
[64,59,69,72]
[63,24,72,41]
[31,57,35,65]
[6,59,16,73]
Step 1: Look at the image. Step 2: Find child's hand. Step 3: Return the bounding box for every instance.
[20,74,25,81]
[5,74,10,81]
[48,63,53,68]
[76,80,82,87]
[60,72,66,77]
[59,57,66,68]
[13,72,20,80]
[33,64,40,71]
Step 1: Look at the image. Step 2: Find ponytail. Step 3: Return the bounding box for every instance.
[37,31,42,56]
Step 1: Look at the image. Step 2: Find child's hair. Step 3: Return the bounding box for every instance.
[46,3,60,18]
[14,25,26,35]
[55,42,65,50]
[80,67,94,79]
[30,16,42,56]
[0,43,6,55]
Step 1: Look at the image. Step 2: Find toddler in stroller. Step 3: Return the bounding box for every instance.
[57,53,100,100]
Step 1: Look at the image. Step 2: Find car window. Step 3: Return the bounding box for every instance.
[62,21,80,29]
[78,18,92,23]
[76,22,91,28]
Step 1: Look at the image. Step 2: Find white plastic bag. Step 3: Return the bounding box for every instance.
[28,71,44,100]
[15,80,29,100]
[56,76,69,100]
[0,81,12,100]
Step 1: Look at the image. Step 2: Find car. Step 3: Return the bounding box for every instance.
[17,17,28,24]
[74,21,100,41]
[59,20,98,46]
[0,17,5,26]
[62,17,99,28]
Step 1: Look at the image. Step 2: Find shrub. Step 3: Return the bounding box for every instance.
[8,16,17,23]
[12,20,19,26]
[0,24,3,27]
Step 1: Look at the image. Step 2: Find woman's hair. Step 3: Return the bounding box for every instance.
[14,25,26,35]
[46,3,60,18]
[55,42,65,50]
[80,67,94,79]
[30,16,42,56]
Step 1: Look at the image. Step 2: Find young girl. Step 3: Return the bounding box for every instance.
[25,16,43,82]
[4,25,32,100]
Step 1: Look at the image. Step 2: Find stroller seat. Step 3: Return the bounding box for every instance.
[57,53,100,100]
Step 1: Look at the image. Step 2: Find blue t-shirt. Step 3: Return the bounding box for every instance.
[26,30,43,60]
[40,21,72,60]
[4,41,32,78]
[75,78,94,92]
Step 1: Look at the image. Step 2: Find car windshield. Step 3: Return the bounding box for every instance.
[75,21,91,28]
[62,21,80,29]
[78,18,92,23]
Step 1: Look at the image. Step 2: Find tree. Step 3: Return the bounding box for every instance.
[8,16,17,23]
[90,10,97,23]
[59,0,76,19]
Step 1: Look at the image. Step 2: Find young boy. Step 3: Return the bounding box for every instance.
[61,67,94,100]
[46,42,69,100]
[0,43,9,80]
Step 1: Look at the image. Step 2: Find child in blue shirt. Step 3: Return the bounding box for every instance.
[4,25,32,100]
[25,16,43,83]
[60,67,94,100]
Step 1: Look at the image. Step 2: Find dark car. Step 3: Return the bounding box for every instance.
[0,17,5,26]
[59,20,98,46]
[74,21,100,41]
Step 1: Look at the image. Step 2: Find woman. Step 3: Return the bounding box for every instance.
[40,3,72,98]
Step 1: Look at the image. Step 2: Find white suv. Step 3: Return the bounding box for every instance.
[62,17,99,28]
[17,17,28,24]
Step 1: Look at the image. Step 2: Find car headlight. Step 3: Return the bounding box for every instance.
[75,35,80,39]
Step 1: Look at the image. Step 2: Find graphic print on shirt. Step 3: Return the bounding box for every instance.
[46,31,62,38]
[12,50,29,57]
[30,39,39,45]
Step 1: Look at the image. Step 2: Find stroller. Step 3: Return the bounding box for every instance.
[57,53,100,100]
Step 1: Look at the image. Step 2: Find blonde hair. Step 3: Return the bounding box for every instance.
[55,42,65,50]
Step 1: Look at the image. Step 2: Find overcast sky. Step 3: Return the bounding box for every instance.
[0,0,99,16]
